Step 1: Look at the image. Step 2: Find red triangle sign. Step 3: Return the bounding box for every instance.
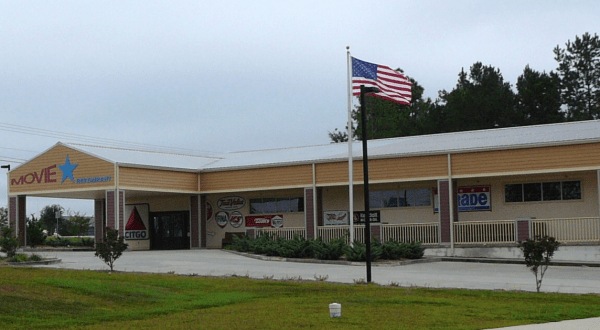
[126,206,147,230]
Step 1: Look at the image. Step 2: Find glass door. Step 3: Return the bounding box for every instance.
[150,211,190,250]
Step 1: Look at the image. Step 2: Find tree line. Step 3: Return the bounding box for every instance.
[330,32,600,142]
[0,205,91,237]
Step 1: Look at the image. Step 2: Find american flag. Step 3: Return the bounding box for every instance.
[352,57,412,105]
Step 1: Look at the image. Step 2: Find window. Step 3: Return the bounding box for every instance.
[504,181,581,203]
[370,188,431,208]
[249,197,304,214]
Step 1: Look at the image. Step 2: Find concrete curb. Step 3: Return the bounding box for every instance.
[440,257,600,267]
[7,258,62,266]
[20,247,94,252]
[224,249,441,266]
[225,250,600,268]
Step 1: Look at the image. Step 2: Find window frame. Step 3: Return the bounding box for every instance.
[249,196,304,214]
[369,188,432,209]
[504,180,582,203]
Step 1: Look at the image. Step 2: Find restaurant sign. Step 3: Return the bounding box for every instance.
[217,196,246,210]
[353,211,381,224]
[323,211,349,226]
[246,215,283,227]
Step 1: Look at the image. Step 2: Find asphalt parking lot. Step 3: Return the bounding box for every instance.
[28,249,600,293]
[24,249,600,329]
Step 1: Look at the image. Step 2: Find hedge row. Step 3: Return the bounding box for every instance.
[44,237,95,247]
[229,234,424,261]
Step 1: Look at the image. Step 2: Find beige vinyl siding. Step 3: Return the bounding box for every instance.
[200,165,313,192]
[316,155,448,185]
[452,143,600,177]
[119,167,198,192]
[456,171,598,221]
[9,145,114,194]
[369,155,449,182]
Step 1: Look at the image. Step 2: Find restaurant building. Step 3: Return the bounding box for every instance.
[7,120,600,255]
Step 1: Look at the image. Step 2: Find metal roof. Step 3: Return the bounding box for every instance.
[62,120,600,172]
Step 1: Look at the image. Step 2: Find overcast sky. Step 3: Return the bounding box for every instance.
[1,1,598,216]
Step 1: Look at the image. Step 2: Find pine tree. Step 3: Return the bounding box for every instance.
[554,32,600,120]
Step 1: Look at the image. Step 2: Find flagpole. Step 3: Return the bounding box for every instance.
[346,46,354,246]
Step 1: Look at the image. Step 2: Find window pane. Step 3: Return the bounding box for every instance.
[290,197,304,212]
[562,181,581,200]
[249,198,262,214]
[505,184,523,203]
[276,198,292,212]
[370,191,397,208]
[523,183,542,202]
[262,198,277,213]
[397,190,407,207]
[250,198,277,214]
[542,182,561,201]
[406,188,431,206]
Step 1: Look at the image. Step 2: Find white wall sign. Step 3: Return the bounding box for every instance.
[217,196,246,210]
[216,211,229,228]
[230,211,243,228]
[323,211,349,226]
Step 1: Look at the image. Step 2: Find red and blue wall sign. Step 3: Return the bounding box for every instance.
[457,186,491,212]
[434,185,492,212]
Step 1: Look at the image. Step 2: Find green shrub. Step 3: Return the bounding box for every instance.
[95,228,128,272]
[345,240,382,262]
[519,236,560,293]
[81,237,95,247]
[0,227,19,258]
[28,253,42,261]
[378,240,425,260]
[230,235,252,252]
[9,253,29,262]
[312,237,347,260]
[407,241,425,259]
[277,235,314,258]
[251,234,279,256]
[26,218,45,248]
[45,236,94,247]
[381,240,406,260]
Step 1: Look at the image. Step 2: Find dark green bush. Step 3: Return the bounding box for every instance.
[380,241,424,259]
[226,234,424,262]
[519,236,560,293]
[9,254,29,262]
[45,236,94,247]
[230,235,252,252]
[81,237,95,247]
[0,227,19,258]
[407,241,425,259]
[277,235,314,258]
[95,228,128,272]
[381,240,406,259]
[28,253,42,261]
[250,234,279,256]
[9,253,43,262]
[26,219,45,248]
[312,237,347,260]
[345,240,382,262]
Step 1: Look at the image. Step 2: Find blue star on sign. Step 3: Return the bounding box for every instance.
[58,155,78,183]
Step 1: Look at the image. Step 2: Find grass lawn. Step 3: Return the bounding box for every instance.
[1,267,599,329]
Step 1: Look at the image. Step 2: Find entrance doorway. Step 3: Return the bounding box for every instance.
[150,211,190,250]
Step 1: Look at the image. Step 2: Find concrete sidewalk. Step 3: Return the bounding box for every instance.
[23,249,600,329]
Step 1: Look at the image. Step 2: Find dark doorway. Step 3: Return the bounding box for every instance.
[150,211,190,250]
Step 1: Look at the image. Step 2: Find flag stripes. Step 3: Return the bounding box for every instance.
[352,57,412,105]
